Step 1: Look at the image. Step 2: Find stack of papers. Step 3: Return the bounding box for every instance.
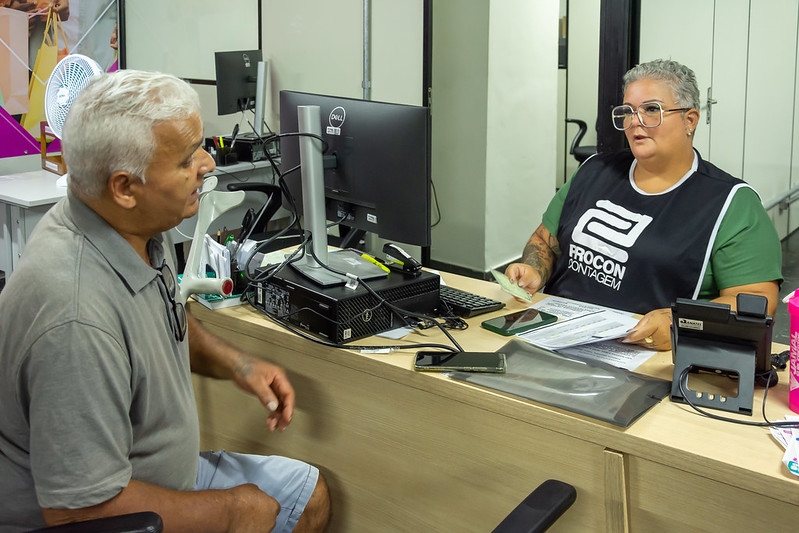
[517,296,638,350]
[200,234,232,280]
[512,295,654,371]
[771,416,799,477]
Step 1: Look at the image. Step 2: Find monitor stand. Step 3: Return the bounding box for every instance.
[289,104,387,287]
[292,249,388,287]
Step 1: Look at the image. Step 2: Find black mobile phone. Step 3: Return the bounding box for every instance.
[481,308,557,336]
[413,351,507,373]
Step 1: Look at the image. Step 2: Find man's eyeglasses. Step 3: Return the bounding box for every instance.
[611,102,692,131]
[156,261,187,342]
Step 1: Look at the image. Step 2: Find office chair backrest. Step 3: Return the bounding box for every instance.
[565,118,597,164]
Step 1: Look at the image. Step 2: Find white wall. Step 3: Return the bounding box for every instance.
[260,1,423,129]
[430,0,559,273]
[124,0,260,137]
[125,0,423,137]
[429,1,490,271]
[124,0,260,81]
[484,0,559,270]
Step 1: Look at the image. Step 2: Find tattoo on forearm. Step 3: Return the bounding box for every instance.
[522,241,553,283]
[546,232,561,257]
[233,354,254,378]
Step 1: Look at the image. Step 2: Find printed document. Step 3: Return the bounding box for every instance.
[515,295,654,370]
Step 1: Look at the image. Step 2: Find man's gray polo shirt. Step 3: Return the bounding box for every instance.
[0,191,199,530]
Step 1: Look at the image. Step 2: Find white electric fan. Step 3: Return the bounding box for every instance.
[43,54,104,180]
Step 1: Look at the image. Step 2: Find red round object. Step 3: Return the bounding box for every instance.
[222,279,234,296]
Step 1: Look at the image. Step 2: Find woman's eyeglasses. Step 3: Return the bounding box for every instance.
[611,102,691,130]
[156,261,187,342]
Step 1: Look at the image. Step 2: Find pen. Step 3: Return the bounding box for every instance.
[230,124,240,149]
[218,136,224,149]
[361,253,390,273]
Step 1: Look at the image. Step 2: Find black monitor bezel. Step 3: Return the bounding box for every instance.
[278,90,432,248]
[214,49,262,116]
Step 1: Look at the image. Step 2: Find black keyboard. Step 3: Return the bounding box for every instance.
[438,285,505,318]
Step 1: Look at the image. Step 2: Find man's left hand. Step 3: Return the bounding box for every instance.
[232,355,295,431]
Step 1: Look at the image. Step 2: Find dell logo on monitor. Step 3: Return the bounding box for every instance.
[327,106,346,135]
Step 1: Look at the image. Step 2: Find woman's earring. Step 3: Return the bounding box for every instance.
[687,130,693,137]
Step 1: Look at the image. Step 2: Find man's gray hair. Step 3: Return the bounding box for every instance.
[623,59,700,111]
[62,69,201,199]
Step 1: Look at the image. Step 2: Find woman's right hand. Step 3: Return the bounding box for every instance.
[505,223,559,299]
[505,263,544,299]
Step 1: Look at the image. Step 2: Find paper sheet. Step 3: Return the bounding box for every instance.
[517,305,638,350]
[201,234,231,279]
[557,340,655,371]
[508,295,648,369]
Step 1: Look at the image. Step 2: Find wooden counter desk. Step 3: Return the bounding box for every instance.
[188,270,799,532]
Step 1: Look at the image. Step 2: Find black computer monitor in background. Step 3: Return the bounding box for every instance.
[278,90,431,251]
[214,50,262,115]
[215,50,272,140]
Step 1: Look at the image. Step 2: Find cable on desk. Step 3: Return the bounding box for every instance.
[243,287,459,354]
[306,244,465,352]
[238,236,463,354]
[677,366,799,429]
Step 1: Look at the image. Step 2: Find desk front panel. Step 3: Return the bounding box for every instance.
[192,316,605,532]
[627,455,798,532]
[189,272,799,532]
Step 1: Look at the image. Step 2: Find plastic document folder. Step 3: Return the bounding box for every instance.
[449,339,671,427]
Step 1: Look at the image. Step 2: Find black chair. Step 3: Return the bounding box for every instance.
[28,512,162,533]
[226,182,285,242]
[492,479,576,533]
[565,118,597,164]
[226,182,304,253]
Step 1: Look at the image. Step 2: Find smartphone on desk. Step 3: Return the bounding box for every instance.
[481,308,557,336]
[414,351,507,373]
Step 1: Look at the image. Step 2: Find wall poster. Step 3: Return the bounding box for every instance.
[0,0,119,159]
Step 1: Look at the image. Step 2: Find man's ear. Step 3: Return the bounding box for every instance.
[107,171,142,209]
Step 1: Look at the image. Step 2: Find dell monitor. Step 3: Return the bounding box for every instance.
[214,50,261,115]
[279,90,431,266]
[214,50,269,137]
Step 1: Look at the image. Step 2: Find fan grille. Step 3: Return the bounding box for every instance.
[45,54,104,138]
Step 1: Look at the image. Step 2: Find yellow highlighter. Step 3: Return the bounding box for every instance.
[361,253,390,273]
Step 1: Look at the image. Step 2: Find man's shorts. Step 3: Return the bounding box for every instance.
[195,450,319,532]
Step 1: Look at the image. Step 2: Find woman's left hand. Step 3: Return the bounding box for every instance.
[622,308,672,350]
